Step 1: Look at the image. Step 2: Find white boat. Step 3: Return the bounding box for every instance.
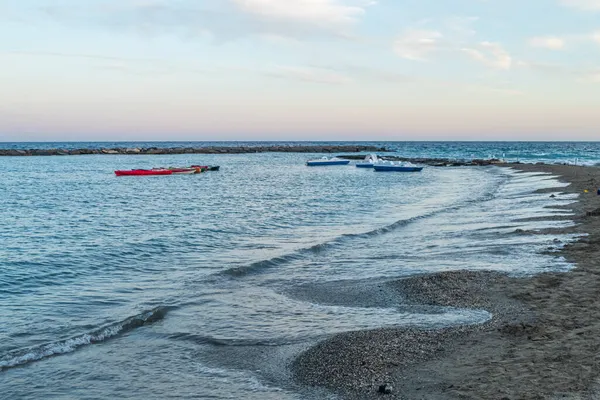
[306,157,350,167]
[356,154,379,168]
[373,160,423,172]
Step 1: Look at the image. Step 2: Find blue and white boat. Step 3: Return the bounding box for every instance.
[373,161,423,172]
[356,154,379,168]
[306,157,350,167]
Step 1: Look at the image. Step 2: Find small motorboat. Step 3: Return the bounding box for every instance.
[356,154,379,168]
[115,169,172,176]
[373,161,423,172]
[306,157,350,167]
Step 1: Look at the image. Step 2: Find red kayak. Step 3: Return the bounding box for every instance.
[115,169,173,176]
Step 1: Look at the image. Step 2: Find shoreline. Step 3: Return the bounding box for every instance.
[292,163,600,399]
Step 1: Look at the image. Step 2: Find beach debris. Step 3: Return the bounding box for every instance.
[586,208,600,217]
[378,384,393,394]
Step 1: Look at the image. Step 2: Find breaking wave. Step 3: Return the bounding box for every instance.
[0,306,169,371]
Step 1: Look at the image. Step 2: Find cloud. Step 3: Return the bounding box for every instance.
[231,0,375,27]
[560,0,600,10]
[529,36,566,49]
[393,29,444,61]
[461,42,512,70]
[33,0,375,42]
[593,32,600,44]
[393,18,514,71]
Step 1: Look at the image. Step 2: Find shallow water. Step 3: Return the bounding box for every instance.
[0,149,582,399]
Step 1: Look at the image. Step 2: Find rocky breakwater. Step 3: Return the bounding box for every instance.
[0,145,387,157]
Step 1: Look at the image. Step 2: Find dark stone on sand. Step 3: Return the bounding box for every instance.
[378,384,393,394]
[586,208,600,217]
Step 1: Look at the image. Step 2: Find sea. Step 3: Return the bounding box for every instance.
[0,141,596,399]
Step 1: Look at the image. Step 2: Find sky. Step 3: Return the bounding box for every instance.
[1,0,600,141]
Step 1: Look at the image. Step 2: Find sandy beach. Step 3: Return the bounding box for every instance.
[293,163,600,399]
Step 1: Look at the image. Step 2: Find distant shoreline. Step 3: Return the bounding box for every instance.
[0,145,386,157]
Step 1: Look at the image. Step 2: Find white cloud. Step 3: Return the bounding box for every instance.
[560,0,600,10]
[231,0,375,26]
[593,31,600,44]
[461,42,512,70]
[529,36,566,49]
[29,0,376,42]
[393,29,444,61]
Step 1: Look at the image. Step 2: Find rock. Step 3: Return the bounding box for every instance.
[125,148,141,154]
[101,149,120,154]
[378,384,393,394]
[550,194,556,198]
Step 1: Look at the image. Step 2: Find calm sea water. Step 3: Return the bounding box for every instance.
[0,142,587,399]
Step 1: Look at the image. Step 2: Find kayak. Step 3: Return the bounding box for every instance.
[191,165,220,171]
[115,169,172,176]
[169,168,197,174]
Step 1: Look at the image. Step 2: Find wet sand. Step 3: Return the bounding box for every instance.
[292,163,600,399]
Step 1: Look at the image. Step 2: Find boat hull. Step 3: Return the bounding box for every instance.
[306,160,350,166]
[115,169,172,176]
[373,165,423,172]
[356,163,374,168]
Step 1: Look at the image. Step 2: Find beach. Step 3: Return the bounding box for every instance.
[293,163,600,399]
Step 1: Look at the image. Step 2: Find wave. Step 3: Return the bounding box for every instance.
[218,173,506,279]
[167,332,300,347]
[0,306,169,371]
